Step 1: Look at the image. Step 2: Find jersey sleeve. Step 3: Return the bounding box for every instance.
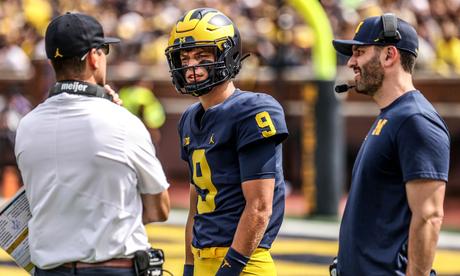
[177,111,188,162]
[238,138,277,182]
[397,113,450,183]
[236,93,288,151]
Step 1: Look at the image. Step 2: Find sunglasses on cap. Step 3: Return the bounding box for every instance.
[80,44,110,61]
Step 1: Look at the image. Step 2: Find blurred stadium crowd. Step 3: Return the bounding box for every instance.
[2,0,460,78]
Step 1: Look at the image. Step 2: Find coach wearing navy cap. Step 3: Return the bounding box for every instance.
[329,14,449,276]
[15,12,170,276]
[45,12,120,86]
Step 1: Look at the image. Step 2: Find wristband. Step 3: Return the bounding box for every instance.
[215,247,250,276]
[183,264,194,276]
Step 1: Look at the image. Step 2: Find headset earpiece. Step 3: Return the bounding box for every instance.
[379,13,401,43]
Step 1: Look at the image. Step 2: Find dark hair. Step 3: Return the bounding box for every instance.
[399,50,416,74]
[374,46,416,74]
[50,56,86,79]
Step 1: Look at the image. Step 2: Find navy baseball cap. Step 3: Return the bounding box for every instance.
[333,14,419,57]
[45,12,120,60]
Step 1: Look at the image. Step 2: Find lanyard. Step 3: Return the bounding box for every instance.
[48,80,113,101]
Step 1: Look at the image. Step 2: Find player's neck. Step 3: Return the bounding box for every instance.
[199,81,235,110]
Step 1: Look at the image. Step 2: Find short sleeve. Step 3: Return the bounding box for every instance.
[126,117,170,194]
[178,112,188,161]
[236,94,288,150]
[238,138,277,182]
[397,114,450,183]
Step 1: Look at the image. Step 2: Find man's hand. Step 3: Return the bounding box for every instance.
[104,84,123,105]
[141,191,170,224]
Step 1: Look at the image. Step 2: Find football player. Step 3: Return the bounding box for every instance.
[165,8,289,276]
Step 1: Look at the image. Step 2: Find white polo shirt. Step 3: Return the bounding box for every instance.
[15,93,170,269]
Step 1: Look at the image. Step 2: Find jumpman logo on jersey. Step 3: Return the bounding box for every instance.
[209,133,215,144]
[183,136,190,146]
[221,258,231,268]
[54,48,64,58]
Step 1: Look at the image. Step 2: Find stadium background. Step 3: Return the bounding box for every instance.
[1,0,460,275]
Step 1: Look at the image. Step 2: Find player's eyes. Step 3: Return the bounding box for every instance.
[180,57,189,65]
[197,55,214,63]
[194,53,204,60]
[200,53,213,59]
[179,52,213,65]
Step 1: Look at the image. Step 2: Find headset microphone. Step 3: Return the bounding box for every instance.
[334,84,356,93]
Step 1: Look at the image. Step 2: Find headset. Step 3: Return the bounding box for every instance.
[378,13,401,43]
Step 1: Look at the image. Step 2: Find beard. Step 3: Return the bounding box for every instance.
[355,53,384,96]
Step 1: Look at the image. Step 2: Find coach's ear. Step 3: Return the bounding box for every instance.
[87,48,101,70]
[382,45,398,67]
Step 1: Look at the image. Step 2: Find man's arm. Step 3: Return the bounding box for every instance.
[406,179,446,276]
[141,190,170,224]
[231,178,274,256]
[215,178,274,275]
[185,184,197,265]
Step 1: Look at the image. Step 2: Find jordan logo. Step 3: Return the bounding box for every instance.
[221,258,231,268]
[209,134,215,144]
[183,136,190,146]
[54,48,64,58]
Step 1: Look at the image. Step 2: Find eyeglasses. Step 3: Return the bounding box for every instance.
[80,44,110,61]
[98,44,110,55]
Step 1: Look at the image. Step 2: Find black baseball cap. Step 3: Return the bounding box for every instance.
[45,12,120,60]
[332,14,419,57]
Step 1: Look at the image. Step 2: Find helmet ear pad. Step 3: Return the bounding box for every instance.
[219,32,242,79]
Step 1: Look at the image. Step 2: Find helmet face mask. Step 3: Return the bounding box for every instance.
[169,45,225,97]
[165,8,242,97]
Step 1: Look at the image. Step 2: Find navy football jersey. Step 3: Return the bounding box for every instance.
[337,91,450,275]
[178,89,288,249]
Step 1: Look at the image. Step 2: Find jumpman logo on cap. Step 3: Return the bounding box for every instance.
[54,48,64,58]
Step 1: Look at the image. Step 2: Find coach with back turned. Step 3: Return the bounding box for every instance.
[15,12,170,276]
